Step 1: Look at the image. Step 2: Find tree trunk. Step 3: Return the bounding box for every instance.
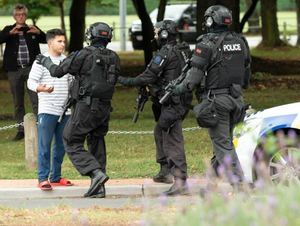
[196,0,210,36]
[157,0,168,22]
[241,0,260,33]
[58,0,68,50]
[296,0,300,45]
[69,0,87,52]
[132,0,154,65]
[31,19,37,26]
[260,0,283,47]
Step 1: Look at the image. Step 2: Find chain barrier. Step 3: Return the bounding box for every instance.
[0,122,23,131]
[0,122,201,135]
[108,127,201,135]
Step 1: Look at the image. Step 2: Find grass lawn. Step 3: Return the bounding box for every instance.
[0,78,299,179]
[0,205,143,226]
[251,46,300,60]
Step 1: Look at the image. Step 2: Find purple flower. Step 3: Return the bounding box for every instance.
[224,154,233,166]
[217,165,226,177]
[267,195,278,208]
[254,178,265,189]
[158,194,168,206]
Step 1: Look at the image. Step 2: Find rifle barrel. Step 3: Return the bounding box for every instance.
[159,91,171,104]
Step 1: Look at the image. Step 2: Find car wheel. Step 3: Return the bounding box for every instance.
[253,129,300,185]
[268,146,300,185]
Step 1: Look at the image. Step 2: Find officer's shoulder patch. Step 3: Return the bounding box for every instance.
[195,47,202,55]
[153,55,163,65]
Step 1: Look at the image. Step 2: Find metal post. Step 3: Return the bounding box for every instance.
[112,21,116,41]
[119,0,126,51]
[283,22,287,42]
[24,113,38,170]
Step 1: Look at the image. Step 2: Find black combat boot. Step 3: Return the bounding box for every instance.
[84,184,106,198]
[153,164,173,184]
[162,178,189,196]
[85,169,109,197]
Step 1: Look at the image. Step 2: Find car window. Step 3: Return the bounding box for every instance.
[183,6,197,21]
[150,4,190,22]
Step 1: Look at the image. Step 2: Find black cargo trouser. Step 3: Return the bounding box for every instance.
[7,67,38,131]
[63,101,110,175]
[208,94,244,182]
[154,103,188,180]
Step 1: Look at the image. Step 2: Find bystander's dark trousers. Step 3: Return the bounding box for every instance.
[208,94,244,182]
[7,67,38,132]
[62,101,110,175]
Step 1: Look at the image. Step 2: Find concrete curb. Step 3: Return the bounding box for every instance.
[0,179,214,199]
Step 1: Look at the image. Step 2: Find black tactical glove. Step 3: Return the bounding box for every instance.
[118,76,136,86]
[35,54,54,70]
[167,83,186,95]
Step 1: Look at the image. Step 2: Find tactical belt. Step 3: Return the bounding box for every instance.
[79,96,111,104]
[209,88,230,95]
[201,88,230,100]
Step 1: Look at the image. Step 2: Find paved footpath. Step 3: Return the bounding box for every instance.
[0,178,207,199]
[0,178,227,209]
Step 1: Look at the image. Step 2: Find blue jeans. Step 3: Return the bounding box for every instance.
[37,113,70,182]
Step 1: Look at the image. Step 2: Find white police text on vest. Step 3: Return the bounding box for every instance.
[223,44,241,52]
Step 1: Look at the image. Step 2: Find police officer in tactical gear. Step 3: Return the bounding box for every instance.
[36,22,120,198]
[118,20,192,196]
[171,5,251,183]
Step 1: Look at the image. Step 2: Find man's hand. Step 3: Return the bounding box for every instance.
[27,25,40,34]
[36,84,54,93]
[9,26,21,35]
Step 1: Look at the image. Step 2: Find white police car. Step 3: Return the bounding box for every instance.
[233,102,300,183]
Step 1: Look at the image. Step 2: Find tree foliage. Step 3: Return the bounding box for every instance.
[0,0,53,25]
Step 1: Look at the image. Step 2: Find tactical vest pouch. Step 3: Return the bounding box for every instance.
[193,98,219,128]
[229,83,242,98]
[231,98,247,124]
[69,78,80,102]
[107,65,117,85]
[87,48,115,100]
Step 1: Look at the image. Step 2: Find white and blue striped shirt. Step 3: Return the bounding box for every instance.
[27,53,73,116]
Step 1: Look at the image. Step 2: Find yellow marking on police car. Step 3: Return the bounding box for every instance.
[233,137,238,148]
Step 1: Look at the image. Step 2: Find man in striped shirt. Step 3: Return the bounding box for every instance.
[28,29,73,191]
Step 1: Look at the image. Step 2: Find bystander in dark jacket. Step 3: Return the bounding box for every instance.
[0,3,46,141]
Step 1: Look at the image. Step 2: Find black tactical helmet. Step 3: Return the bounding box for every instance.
[204,5,232,28]
[85,22,113,43]
[154,19,178,40]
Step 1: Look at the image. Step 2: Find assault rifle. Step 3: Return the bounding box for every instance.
[159,58,191,104]
[132,86,149,123]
